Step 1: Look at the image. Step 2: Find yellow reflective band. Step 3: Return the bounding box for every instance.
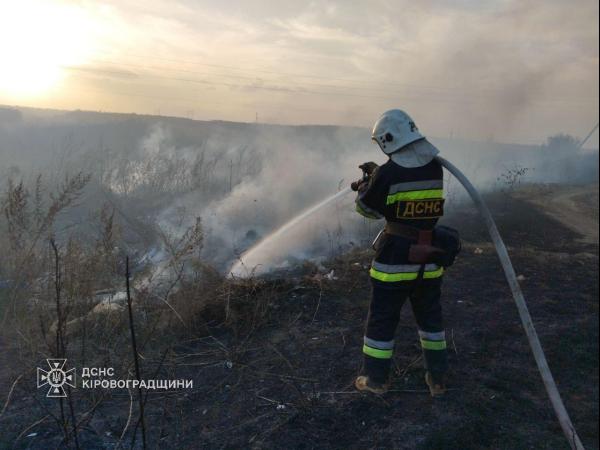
[355,203,379,219]
[369,267,444,282]
[363,344,393,359]
[422,268,444,279]
[386,189,444,205]
[420,339,447,350]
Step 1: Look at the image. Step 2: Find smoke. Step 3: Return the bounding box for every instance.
[140,120,599,274]
[0,107,597,275]
[152,123,376,271]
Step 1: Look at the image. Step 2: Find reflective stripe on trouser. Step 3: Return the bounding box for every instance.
[419,329,446,350]
[363,276,447,383]
[419,329,448,374]
[370,261,444,282]
[363,336,394,359]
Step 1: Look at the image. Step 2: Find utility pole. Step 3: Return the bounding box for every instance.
[577,122,599,150]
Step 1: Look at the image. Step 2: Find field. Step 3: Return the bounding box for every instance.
[0,0,598,447]
[0,183,597,449]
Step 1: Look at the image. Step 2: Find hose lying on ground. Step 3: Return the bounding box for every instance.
[436,156,585,450]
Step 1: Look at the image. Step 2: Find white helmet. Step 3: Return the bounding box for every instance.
[371,109,424,155]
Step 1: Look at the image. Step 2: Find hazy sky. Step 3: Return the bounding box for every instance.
[0,0,598,145]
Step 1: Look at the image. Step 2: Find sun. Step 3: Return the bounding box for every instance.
[0,1,95,99]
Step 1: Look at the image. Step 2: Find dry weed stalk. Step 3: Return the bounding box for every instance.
[125,257,147,450]
[50,239,80,449]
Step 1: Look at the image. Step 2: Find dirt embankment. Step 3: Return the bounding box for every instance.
[514,183,599,245]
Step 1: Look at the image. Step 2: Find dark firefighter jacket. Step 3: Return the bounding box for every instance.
[355,156,444,283]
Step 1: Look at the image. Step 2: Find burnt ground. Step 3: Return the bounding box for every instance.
[0,185,598,449]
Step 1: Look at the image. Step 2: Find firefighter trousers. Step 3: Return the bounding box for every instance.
[362,276,448,384]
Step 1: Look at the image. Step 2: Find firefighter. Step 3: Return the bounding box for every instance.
[353,109,448,397]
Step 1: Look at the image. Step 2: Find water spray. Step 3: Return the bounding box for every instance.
[229,187,352,277]
[229,156,585,449]
[230,162,376,276]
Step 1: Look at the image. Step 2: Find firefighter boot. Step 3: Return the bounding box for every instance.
[355,376,389,395]
[425,371,446,397]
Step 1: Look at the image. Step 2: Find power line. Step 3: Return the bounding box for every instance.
[82,50,597,106]
[67,86,378,125]
[98,50,448,89]
[64,59,596,108]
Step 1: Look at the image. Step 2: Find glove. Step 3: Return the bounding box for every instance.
[351,179,369,192]
[357,180,369,193]
[359,161,378,175]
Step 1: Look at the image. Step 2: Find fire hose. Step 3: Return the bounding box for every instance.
[435,156,584,450]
